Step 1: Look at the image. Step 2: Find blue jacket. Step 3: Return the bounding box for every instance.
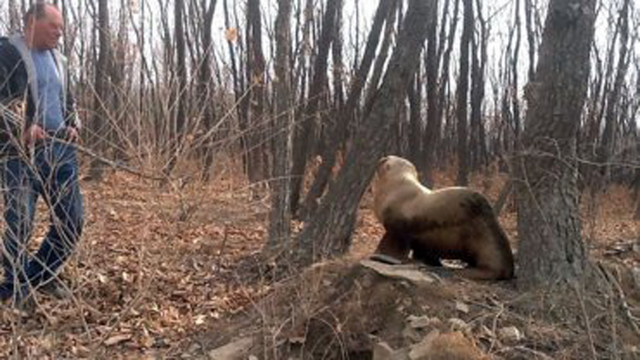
[0,34,80,155]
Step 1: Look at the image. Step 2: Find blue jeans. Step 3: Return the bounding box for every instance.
[1,140,83,293]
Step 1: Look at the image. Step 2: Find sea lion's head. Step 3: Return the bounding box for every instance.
[375,155,418,181]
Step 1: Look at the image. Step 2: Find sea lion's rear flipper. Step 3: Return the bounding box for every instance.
[373,232,411,263]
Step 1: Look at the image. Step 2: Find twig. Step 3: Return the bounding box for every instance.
[1,102,169,182]
[573,283,598,360]
[72,141,169,181]
[602,264,640,336]
[488,302,505,353]
[89,264,156,356]
[497,345,555,360]
[216,224,230,279]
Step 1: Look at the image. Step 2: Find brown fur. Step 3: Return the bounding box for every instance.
[370,155,514,280]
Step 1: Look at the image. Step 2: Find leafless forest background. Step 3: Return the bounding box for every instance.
[1,0,637,193]
[0,0,639,358]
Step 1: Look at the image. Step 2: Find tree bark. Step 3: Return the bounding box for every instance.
[291,0,432,266]
[163,0,188,176]
[198,0,219,181]
[245,0,269,186]
[421,0,440,186]
[298,0,393,219]
[88,0,111,181]
[596,0,630,186]
[433,0,459,175]
[364,3,397,109]
[469,0,488,171]
[407,71,423,165]
[267,0,294,248]
[289,0,339,217]
[514,0,596,288]
[455,0,473,186]
[524,0,537,81]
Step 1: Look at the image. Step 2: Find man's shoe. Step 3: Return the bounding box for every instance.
[37,277,73,299]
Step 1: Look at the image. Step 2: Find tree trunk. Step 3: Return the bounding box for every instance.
[596,0,630,187]
[408,71,423,165]
[291,0,432,266]
[222,0,248,174]
[289,0,340,217]
[511,0,522,141]
[469,0,487,171]
[421,0,440,185]
[245,0,269,186]
[198,0,219,181]
[514,0,596,288]
[88,0,111,181]
[298,0,393,219]
[331,0,345,109]
[267,0,294,248]
[364,3,397,109]
[163,0,188,176]
[433,0,459,176]
[524,0,537,81]
[455,0,472,186]
[8,0,20,32]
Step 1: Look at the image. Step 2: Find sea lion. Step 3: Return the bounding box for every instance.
[370,155,514,280]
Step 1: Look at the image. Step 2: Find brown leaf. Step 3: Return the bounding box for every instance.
[104,334,132,346]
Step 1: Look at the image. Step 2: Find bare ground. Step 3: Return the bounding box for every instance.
[0,158,638,359]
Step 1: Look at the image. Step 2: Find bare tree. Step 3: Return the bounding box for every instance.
[469,0,488,171]
[292,0,432,266]
[596,0,631,186]
[268,0,295,248]
[432,0,459,178]
[455,0,473,186]
[420,0,440,185]
[298,0,393,219]
[514,0,596,287]
[289,0,339,217]
[7,0,20,32]
[88,0,111,181]
[163,0,189,176]
[524,0,538,81]
[197,0,219,181]
[245,0,269,186]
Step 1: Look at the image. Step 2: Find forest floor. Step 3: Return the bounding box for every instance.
[0,156,638,359]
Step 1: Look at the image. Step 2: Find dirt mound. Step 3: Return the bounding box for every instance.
[193,258,640,359]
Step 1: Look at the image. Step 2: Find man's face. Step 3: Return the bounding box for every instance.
[28,6,64,50]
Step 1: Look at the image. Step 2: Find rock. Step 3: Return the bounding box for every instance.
[624,344,639,357]
[498,326,523,342]
[403,324,423,343]
[408,330,440,359]
[407,315,442,329]
[373,342,395,360]
[409,331,487,360]
[455,301,469,314]
[477,325,495,339]
[361,260,438,286]
[208,337,253,360]
[447,318,470,333]
[632,267,640,291]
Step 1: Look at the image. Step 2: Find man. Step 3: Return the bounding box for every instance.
[0,2,83,307]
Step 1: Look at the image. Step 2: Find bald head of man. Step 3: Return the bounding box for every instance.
[24,2,64,50]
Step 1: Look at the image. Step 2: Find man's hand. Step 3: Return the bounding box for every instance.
[24,124,46,146]
[66,126,79,143]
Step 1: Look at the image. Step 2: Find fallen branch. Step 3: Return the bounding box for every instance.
[1,102,168,182]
